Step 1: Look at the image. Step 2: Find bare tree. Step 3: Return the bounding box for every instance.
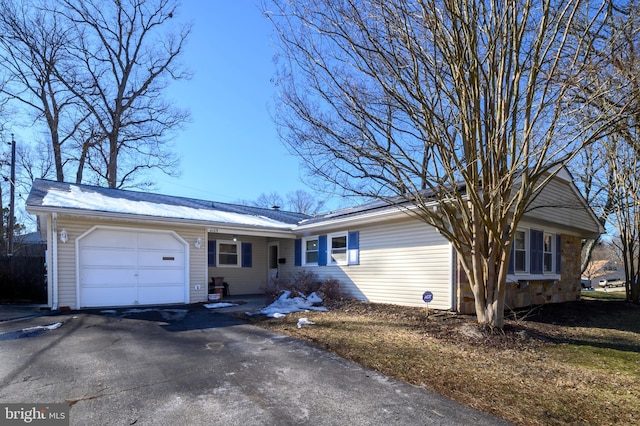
[255,192,285,210]
[607,139,640,302]
[265,0,621,328]
[568,0,640,302]
[237,189,325,214]
[0,0,91,183]
[286,189,325,215]
[52,0,191,189]
[569,140,615,272]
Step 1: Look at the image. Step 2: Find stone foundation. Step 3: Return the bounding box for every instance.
[456,235,583,315]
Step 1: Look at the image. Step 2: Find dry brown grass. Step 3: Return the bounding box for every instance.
[241,297,640,425]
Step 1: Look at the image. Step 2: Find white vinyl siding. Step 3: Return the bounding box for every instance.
[281,218,453,310]
[526,179,600,235]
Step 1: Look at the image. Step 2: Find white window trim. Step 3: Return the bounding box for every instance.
[543,232,555,274]
[514,228,528,274]
[328,232,348,266]
[217,240,241,268]
[302,236,319,266]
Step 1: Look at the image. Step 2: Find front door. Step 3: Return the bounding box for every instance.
[267,242,279,282]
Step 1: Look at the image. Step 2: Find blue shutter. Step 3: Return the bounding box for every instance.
[555,234,562,274]
[508,242,514,274]
[294,239,302,266]
[348,231,360,265]
[208,240,216,266]
[530,230,543,274]
[241,242,252,268]
[318,235,327,266]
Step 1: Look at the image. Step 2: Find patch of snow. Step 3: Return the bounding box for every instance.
[101,310,117,314]
[204,303,239,309]
[42,186,292,228]
[247,290,328,318]
[22,322,62,332]
[297,318,316,328]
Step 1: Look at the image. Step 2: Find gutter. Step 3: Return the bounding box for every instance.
[50,213,59,310]
[26,206,298,239]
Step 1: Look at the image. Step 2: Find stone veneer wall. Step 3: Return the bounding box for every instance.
[456,234,583,314]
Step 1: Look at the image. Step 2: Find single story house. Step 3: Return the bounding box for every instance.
[26,168,602,313]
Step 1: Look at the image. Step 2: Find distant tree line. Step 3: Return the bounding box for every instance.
[236,189,326,215]
[0,0,191,191]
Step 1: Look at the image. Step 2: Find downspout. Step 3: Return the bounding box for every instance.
[51,213,59,310]
[450,244,457,311]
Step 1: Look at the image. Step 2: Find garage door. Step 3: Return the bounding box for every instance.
[78,228,188,308]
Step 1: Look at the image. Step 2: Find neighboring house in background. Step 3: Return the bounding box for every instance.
[13,232,47,257]
[26,168,602,313]
[582,259,625,288]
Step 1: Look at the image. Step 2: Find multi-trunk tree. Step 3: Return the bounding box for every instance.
[266,0,624,328]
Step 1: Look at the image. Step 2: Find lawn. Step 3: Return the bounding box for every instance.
[245,293,640,425]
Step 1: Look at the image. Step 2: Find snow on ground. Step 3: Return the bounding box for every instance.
[204,302,239,309]
[22,322,62,332]
[247,290,328,318]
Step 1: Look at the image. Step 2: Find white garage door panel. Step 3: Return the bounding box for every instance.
[82,268,136,286]
[82,248,137,267]
[82,287,137,307]
[137,232,184,249]
[138,286,185,305]
[84,229,137,247]
[137,269,184,285]
[79,229,188,308]
[137,251,185,268]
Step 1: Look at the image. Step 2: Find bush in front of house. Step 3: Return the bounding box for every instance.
[266,270,344,305]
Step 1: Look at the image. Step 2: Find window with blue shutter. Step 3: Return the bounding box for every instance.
[241,242,252,268]
[530,229,543,274]
[347,231,359,265]
[208,240,216,266]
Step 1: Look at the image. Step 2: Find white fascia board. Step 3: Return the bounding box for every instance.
[26,206,297,239]
[293,202,434,234]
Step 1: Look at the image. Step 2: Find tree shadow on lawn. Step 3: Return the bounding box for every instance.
[512,300,640,353]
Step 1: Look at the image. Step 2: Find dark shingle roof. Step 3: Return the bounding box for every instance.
[27,179,311,226]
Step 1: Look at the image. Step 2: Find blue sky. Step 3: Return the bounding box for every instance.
[153,1,323,208]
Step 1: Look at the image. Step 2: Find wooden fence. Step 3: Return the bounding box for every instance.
[0,256,47,303]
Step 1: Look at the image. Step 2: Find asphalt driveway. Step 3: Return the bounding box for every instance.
[0,305,510,425]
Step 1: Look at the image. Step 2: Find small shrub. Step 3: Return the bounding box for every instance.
[266,271,345,304]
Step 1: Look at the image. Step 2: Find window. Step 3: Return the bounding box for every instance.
[304,237,319,265]
[295,231,360,267]
[217,240,240,267]
[514,230,527,273]
[329,233,347,265]
[543,233,554,273]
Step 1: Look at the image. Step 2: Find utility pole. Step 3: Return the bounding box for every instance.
[7,133,15,255]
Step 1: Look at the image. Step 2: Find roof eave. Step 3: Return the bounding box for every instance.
[26,205,297,239]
